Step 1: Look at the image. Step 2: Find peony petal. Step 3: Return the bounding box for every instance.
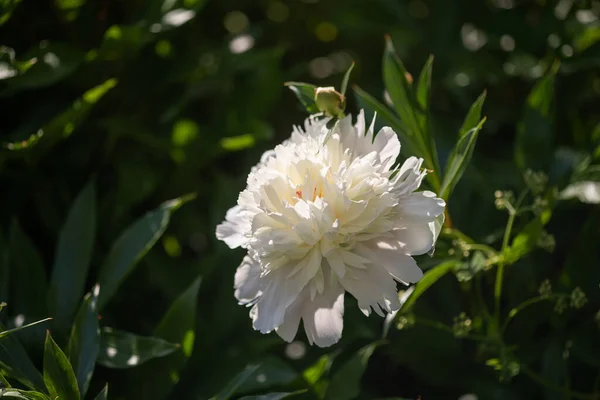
[302,276,345,347]
[372,126,400,171]
[275,290,306,342]
[393,223,435,256]
[398,191,445,222]
[340,262,400,317]
[216,205,248,248]
[251,269,304,333]
[354,240,423,284]
[234,255,263,304]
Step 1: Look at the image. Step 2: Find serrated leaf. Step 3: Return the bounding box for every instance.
[9,220,47,316]
[400,260,458,312]
[284,82,319,114]
[97,328,179,369]
[325,343,380,400]
[515,62,559,171]
[340,62,355,96]
[67,289,99,396]
[459,90,487,138]
[48,180,96,332]
[353,85,419,157]
[96,195,194,310]
[440,118,486,200]
[210,364,261,400]
[43,332,80,400]
[0,322,46,391]
[93,384,108,400]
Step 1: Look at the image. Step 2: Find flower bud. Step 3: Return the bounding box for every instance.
[314,86,345,118]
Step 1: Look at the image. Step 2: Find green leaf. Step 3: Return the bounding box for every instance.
[96,195,193,310]
[1,370,11,387]
[210,364,261,400]
[416,55,434,113]
[43,332,80,400]
[97,328,179,369]
[325,343,380,400]
[440,118,486,200]
[48,180,96,331]
[0,318,52,339]
[383,37,421,137]
[0,389,52,399]
[459,90,487,138]
[0,0,23,25]
[239,392,306,400]
[126,277,201,399]
[0,236,9,304]
[515,61,559,171]
[236,356,298,393]
[3,42,84,92]
[0,322,46,391]
[340,62,355,96]
[400,260,458,312]
[9,220,47,316]
[353,85,419,156]
[284,82,319,114]
[93,384,108,400]
[66,289,99,396]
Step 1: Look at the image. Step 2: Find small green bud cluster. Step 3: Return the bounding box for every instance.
[538,279,552,298]
[537,230,556,252]
[396,313,415,330]
[494,190,515,210]
[570,287,587,309]
[452,312,473,338]
[524,169,548,195]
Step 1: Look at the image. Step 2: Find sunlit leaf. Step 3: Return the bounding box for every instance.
[96,194,195,310]
[340,61,355,96]
[284,82,319,114]
[220,134,256,151]
[0,389,51,399]
[400,260,458,312]
[97,328,179,369]
[48,180,96,331]
[0,318,52,340]
[459,90,486,138]
[416,55,433,113]
[2,42,84,92]
[325,343,380,400]
[0,0,23,25]
[43,332,80,400]
[353,85,418,157]
[67,289,100,396]
[440,118,486,200]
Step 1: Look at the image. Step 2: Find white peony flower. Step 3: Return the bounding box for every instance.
[216,111,445,347]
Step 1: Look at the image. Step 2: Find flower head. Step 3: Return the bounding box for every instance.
[216,111,445,347]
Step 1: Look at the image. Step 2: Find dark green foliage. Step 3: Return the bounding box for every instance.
[0,0,599,399]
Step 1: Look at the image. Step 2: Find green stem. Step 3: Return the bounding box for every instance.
[521,365,598,400]
[416,317,488,341]
[501,294,566,333]
[494,189,529,319]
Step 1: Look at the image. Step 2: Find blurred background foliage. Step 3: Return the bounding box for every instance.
[0,0,599,399]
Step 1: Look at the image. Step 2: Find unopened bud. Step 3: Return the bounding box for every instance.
[315,86,345,118]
